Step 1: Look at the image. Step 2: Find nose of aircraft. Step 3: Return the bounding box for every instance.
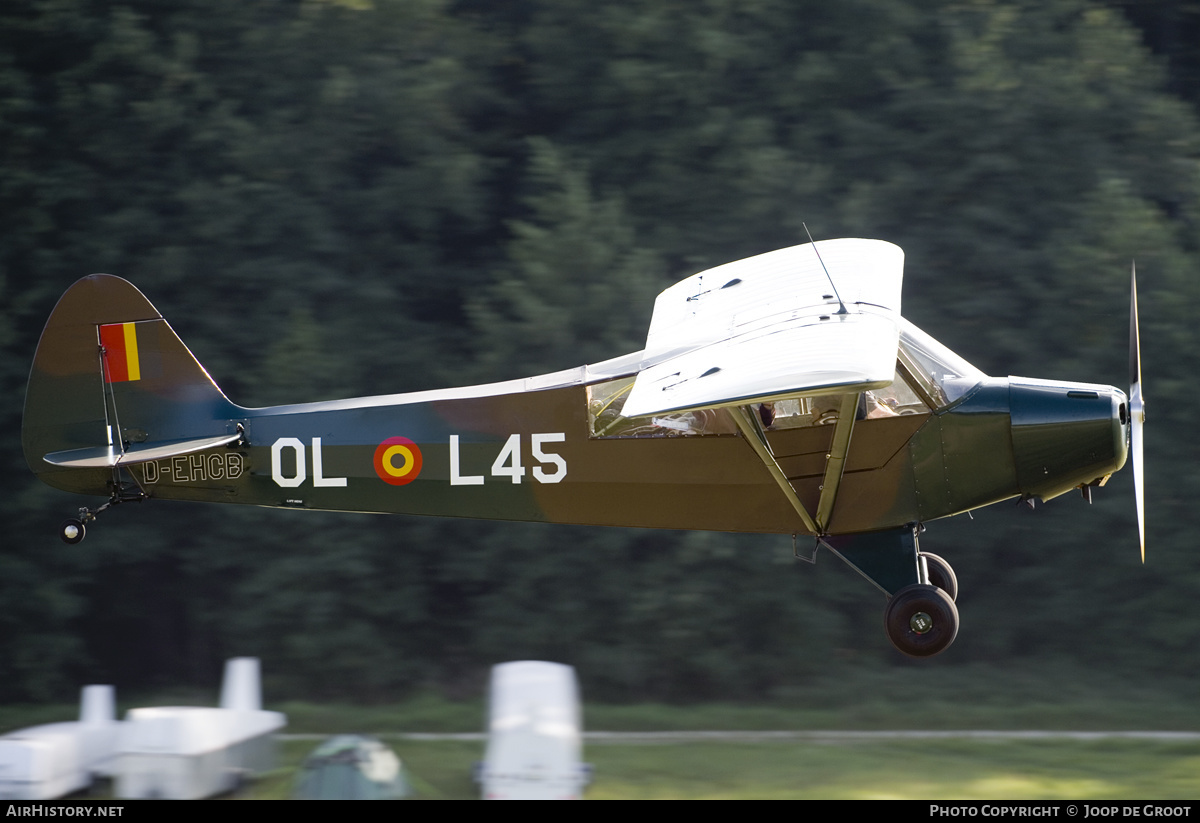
[1009,377,1128,502]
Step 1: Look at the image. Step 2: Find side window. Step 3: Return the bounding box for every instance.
[760,396,837,429]
[587,376,738,438]
[760,366,930,430]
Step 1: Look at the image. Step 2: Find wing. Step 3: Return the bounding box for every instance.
[622,239,904,418]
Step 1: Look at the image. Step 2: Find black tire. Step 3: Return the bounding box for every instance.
[921,552,958,601]
[884,584,959,658]
[60,519,85,545]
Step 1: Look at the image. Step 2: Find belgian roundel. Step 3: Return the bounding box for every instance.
[373,437,423,486]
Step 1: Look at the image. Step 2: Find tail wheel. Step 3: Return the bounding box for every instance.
[920,552,958,601]
[884,584,959,658]
[60,519,86,545]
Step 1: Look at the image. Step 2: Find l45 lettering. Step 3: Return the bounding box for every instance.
[450,433,566,485]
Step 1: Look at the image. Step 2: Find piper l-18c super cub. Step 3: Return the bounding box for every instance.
[23,239,1145,657]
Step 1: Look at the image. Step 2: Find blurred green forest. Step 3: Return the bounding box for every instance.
[3,0,1199,706]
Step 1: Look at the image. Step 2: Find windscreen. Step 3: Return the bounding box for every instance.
[897,319,984,407]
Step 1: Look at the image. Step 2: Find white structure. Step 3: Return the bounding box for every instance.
[0,685,120,799]
[115,657,286,799]
[480,661,588,800]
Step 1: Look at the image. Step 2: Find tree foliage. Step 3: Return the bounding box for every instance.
[2,0,1199,702]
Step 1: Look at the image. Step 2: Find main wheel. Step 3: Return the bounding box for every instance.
[60,519,86,545]
[921,552,958,601]
[884,584,959,658]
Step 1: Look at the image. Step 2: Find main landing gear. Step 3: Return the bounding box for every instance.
[882,552,960,657]
[883,580,958,657]
[820,527,961,658]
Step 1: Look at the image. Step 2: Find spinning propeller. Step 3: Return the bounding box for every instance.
[1130,263,1145,562]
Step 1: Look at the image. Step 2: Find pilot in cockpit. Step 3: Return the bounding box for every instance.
[863,391,899,419]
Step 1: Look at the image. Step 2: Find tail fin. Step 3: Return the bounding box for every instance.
[23,275,241,496]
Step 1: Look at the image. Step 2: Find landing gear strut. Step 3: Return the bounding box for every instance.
[920,552,958,601]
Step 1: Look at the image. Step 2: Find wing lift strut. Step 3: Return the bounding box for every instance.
[733,395,928,597]
[732,392,859,538]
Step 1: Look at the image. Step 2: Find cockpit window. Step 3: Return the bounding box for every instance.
[587,375,738,438]
[898,319,984,407]
[763,366,930,430]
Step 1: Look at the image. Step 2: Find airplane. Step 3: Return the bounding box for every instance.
[21,238,1145,657]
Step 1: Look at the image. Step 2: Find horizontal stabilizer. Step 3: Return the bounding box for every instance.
[44,433,242,469]
[622,239,904,417]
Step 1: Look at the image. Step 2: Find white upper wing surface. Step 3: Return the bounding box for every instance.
[621,239,904,417]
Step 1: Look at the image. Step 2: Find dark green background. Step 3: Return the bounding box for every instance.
[2,0,1197,705]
